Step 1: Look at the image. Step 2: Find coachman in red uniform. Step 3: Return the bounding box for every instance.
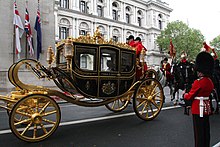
[134,37,148,80]
[184,52,214,147]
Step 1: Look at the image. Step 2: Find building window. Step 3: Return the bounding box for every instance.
[158,14,163,30]
[126,13,130,24]
[112,10,118,20]
[97,5,103,17]
[159,20,162,30]
[59,27,69,39]
[112,36,118,42]
[80,30,86,36]
[80,1,86,13]
[138,17,141,26]
[60,0,69,8]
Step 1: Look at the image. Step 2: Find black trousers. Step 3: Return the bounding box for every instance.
[192,114,210,147]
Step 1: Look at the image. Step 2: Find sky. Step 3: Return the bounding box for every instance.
[164,0,220,43]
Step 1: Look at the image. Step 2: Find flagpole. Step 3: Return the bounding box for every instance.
[12,0,16,63]
[25,0,28,59]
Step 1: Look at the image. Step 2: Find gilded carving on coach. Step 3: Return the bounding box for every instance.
[102,81,116,95]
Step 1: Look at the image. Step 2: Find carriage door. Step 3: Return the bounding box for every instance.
[99,46,119,98]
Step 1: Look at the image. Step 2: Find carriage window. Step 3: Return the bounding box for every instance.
[101,48,118,71]
[76,47,96,71]
[121,52,134,72]
[57,48,67,64]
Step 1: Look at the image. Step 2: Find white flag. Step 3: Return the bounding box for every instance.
[13,1,24,58]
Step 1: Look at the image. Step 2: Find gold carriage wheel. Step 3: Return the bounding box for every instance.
[133,78,164,121]
[8,63,17,87]
[9,94,61,142]
[145,69,158,80]
[105,92,132,112]
[7,102,30,124]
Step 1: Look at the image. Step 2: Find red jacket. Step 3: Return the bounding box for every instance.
[128,40,136,47]
[184,77,214,115]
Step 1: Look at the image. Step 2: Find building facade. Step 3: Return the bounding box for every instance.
[55,0,172,66]
[0,1,55,91]
[0,0,172,91]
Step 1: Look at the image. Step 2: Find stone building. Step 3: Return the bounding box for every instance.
[0,0,172,91]
[0,0,55,91]
[55,0,172,66]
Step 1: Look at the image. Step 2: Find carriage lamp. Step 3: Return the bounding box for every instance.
[47,46,54,66]
[64,38,74,71]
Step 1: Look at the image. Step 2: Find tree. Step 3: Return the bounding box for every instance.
[210,35,220,58]
[156,20,205,60]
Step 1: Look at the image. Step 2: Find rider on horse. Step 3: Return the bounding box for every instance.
[161,57,172,86]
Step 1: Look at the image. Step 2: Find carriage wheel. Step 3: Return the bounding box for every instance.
[133,78,164,121]
[105,92,132,112]
[9,94,61,142]
[145,69,158,80]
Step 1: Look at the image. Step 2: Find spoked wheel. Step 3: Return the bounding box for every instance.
[9,94,61,142]
[105,91,133,112]
[145,69,158,80]
[133,78,164,121]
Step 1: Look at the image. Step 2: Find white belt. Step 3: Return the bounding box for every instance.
[194,97,209,117]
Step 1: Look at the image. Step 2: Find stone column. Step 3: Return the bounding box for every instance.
[75,0,80,11]
[75,18,79,38]
[72,18,75,38]
[93,0,97,15]
[109,0,112,19]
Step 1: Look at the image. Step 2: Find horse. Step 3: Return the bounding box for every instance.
[154,65,174,100]
[170,60,196,104]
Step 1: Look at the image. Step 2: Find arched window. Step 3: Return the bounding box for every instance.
[112,29,120,42]
[97,5,103,17]
[79,22,89,36]
[60,0,69,8]
[98,25,105,37]
[59,18,70,39]
[137,10,143,26]
[112,2,119,21]
[126,6,131,24]
[158,14,163,30]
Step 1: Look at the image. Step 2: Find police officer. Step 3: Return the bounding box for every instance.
[183,51,214,147]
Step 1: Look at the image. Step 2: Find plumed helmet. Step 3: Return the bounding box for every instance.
[195,51,214,76]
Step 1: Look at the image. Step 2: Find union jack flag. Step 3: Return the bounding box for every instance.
[25,5,34,56]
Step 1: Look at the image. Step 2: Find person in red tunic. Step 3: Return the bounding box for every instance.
[162,57,171,84]
[183,51,214,147]
[134,37,148,80]
[127,35,135,47]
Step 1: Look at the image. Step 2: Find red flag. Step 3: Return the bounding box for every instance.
[203,42,211,52]
[13,1,24,59]
[25,3,34,56]
[169,39,176,57]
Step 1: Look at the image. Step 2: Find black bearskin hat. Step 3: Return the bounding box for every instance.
[195,52,214,76]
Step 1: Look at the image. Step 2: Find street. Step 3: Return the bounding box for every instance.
[0,87,220,147]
